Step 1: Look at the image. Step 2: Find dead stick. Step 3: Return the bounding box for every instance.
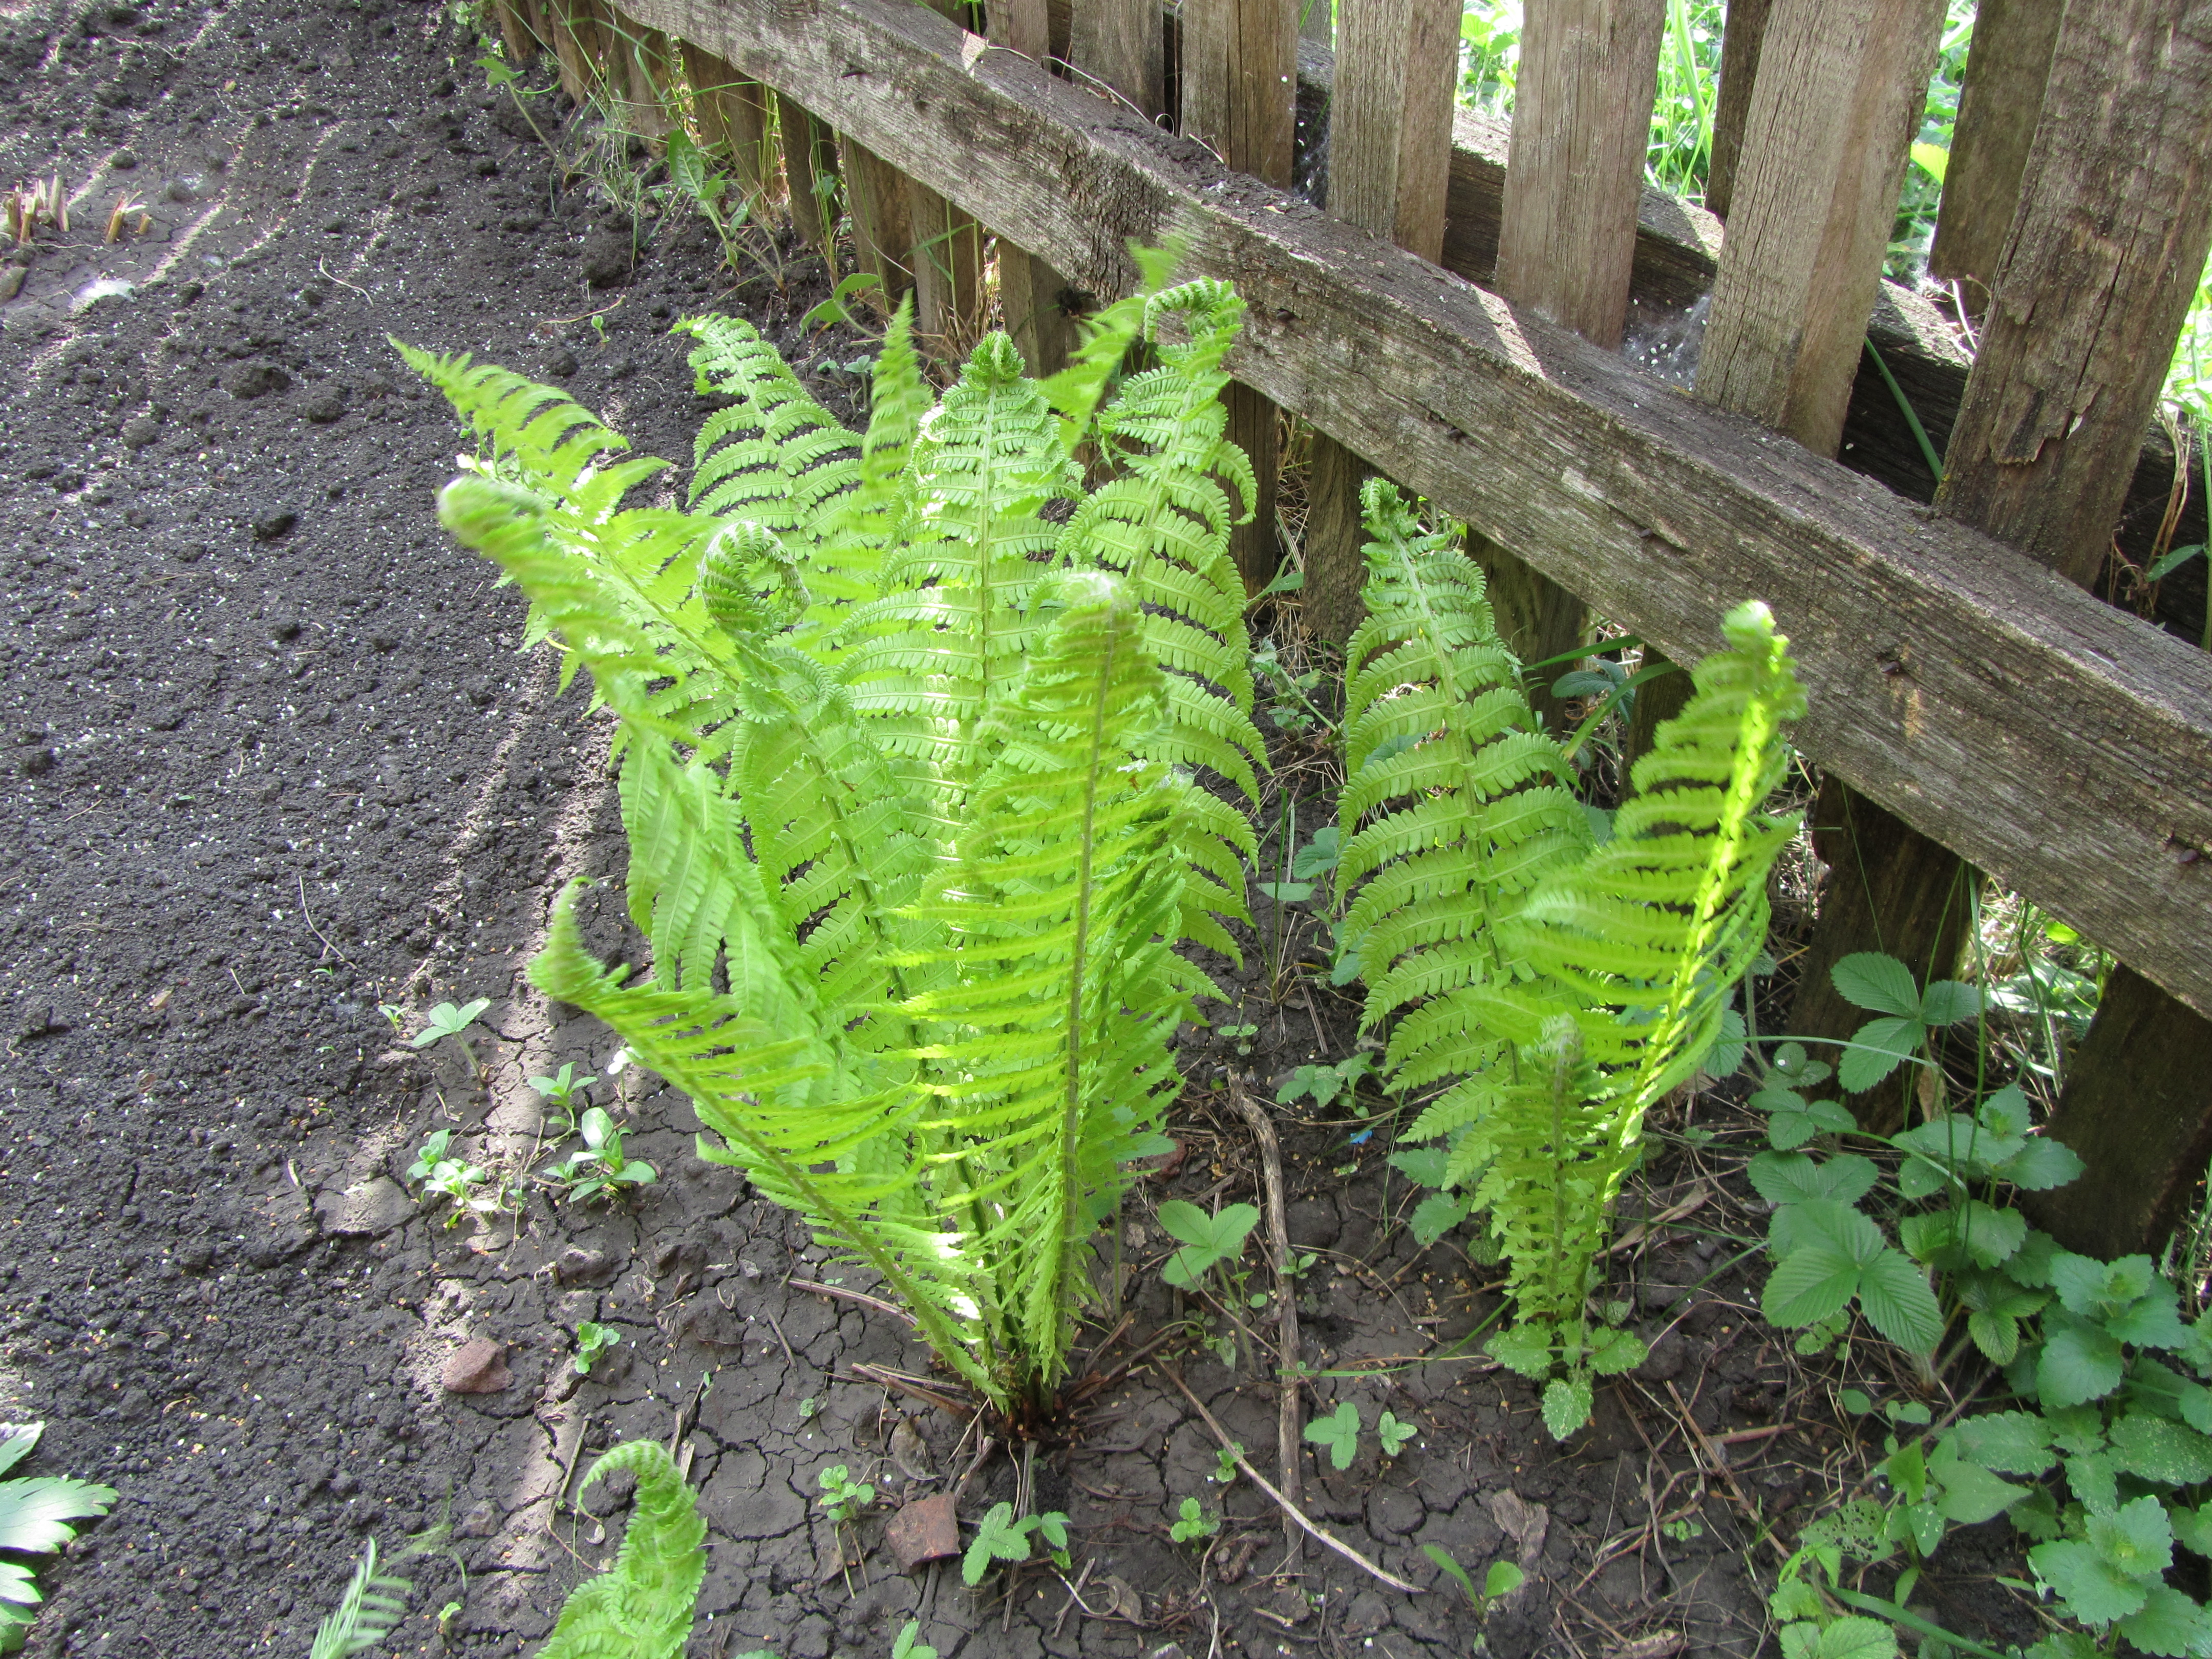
[1227,1073,1303,1561]
[1163,1365,1421,1595]
[789,1276,919,1328]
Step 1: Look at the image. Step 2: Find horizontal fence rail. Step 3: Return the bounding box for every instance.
[621,0,2212,1018]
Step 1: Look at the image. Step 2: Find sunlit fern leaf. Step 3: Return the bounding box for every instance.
[1473,1015,1610,1331]
[531,901,990,1396]
[308,1540,415,1659]
[391,338,653,506]
[537,1441,708,1659]
[1335,479,1591,1099]
[1503,599,1805,1116]
[890,572,1195,1400]
[840,332,1078,814]
[1037,241,1182,454]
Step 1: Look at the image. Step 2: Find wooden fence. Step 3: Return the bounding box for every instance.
[482,0,2212,1261]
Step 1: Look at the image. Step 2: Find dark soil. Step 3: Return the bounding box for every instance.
[0,4,2045,1657]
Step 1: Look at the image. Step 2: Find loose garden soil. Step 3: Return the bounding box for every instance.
[0,3,2046,1655]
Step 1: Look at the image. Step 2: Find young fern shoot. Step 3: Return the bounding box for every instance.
[402,269,1265,1419]
[1338,480,1806,1435]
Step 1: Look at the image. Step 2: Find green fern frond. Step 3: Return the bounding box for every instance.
[538,1441,708,1659]
[1504,600,1805,1114]
[1037,241,1183,454]
[308,1540,415,1659]
[1336,480,1591,1062]
[841,332,1077,804]
[1473,1016,1609,1329]
[531,901,989,1394]
[891,572,1193,1398]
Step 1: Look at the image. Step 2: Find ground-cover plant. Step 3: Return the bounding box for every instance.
[538,1440,706,1659]
[571,1321,621,1375]
[411,997,491,1077]
[403,254,1266,1420]
[0,1424,114,1652]
[816,1465,874,1526]
[542,1105,657,1205]
[962,1503,1070,1584]
[1304,1400,1363,1471]
[404,1129,513,1227]
[1335,481,1805,1436]
[1168,1496,1219,1545]
[529,1061,597,1137]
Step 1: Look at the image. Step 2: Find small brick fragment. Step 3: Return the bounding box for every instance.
[884,1492,959,1573]
[442,1337,511,1394]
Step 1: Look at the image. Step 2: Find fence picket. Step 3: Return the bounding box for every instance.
[778,94,837,267]
[1703,0,1771,220]
[1300,0,1459,643]
[1927,0,2064,293]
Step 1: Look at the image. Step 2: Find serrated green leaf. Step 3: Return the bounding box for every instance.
[1409,1190,1470,1249]
[1749,1152,1880,1206]
[1832,953,1921,1018]
[1918,980,1981,1026]
[0,1478,117,1557]
[1995,1137,2086,1193]
[1542,1375,1593,1439]
[1764,1246,1865,1329]
[1838,1015,1921,1093]
[1303,1401,1361,1471]
[2113,1289,2194,1351]
[1488,1322,1556,1378]
[1968,1309,2020,1364]
[1857,1248,1944,1354]
[1929,1438,2025,1524]
[1388,1148,1451,1189]
[1589,1326,1646,1376]
[2041,1316,2128,1409]
[2031,1538,2150,1624]
[2116,1584,2212,1658]
[0,1429,41,1483]
[1947,1412,2055,1477]
[2110,1414,2212,1485]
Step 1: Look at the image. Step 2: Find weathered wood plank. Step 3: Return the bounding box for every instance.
[777,92,837,265]
[1496,0,1667,349]
[1936,1,2212,592]
[679,42,774,205]
[1704,0,1771,219]
[1071,0,1164,117]
[1181,0,1296,592]
[987,0,1072,377]
[910,178,985,350]
[1927,0,2064,290]
[1694,0,1947,457]
[1487,0,1666,725]
[840,132,916,311]
[1301,0,1457,639]
[615,0,2212,1018]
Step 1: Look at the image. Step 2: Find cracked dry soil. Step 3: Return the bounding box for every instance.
[0,1,1962,1655]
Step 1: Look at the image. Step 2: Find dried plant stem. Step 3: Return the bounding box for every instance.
[1226,1073,1303,1561]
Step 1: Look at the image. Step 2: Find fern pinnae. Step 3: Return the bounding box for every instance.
[537,1440,708,1659]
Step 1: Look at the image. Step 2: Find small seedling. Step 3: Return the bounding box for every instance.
[1169,1496,1219,1544]
[1211,1442,1243,1484]
[1216,1020,1259,1056]
[802,270,885,332]
[571,1321,620,1376]
[797,1396,820,1423]
[1304,1401,1362,1471]
[817,1464,875,1525]
[406,1130,508,1226]
[960,1502,1068,1585]
[436,1598,463,1639]
[1377,1410,1417,1459]
[1156,1200,1260,1289]
[411,998,492,1076]
[1663,1517,1705,1542]
[378,1002,408,1037]
[892,1621,939,1659]
[1423,1545,1525,1614]
[528,1061,597,1136]
[1277,1053,1376,1114]
[543,1106,657,1204]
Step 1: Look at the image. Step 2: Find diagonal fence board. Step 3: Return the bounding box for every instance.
[632,0,2212,1017]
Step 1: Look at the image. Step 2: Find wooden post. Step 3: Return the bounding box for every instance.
[1484,0,1667,725]
[988,0,1076,378]
[1694,0,1947,459]
[492,0,541,65]
[1182,0,1297,592]
[1927,0,2064,292]
[545,0,609,105]
[909,180,985,352]
[1704,0,1772,219]
[778,94,837,267]
[841,133,917,313]
[678,42,773,208]
[1298,0,1331,46]
[1071,0,1164,117]
[1300,0,1459,643]
[1937,0,2212,1256]
[1687,0,1951,1127]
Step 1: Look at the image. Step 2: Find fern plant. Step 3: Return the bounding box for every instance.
[539,1441,706,1659]
[1338,480,1806,1436]
[401,264,1264,1417]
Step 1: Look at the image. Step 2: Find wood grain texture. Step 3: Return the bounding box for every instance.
[1927,0,2064,287]
[1297,0,1329,45]
[1704,0,1771,219]
[1181,0,1296,591]
[909,179,984,352]
[987,0,1049,58]
[679,42,774,204]
[2026,967,2212,1258]
[777,93,836,263]
[1071,0,1164,116]
[1469,530,1591,731]
[839,131,916,311]
[1301,0,1457,637]
[1694,0,1947,457]
[1936,1,2212,590]
[1326,0,1458,256]
[1495,0,1667,349]
[615,0,2212,1016]
[988,0,1071,377]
